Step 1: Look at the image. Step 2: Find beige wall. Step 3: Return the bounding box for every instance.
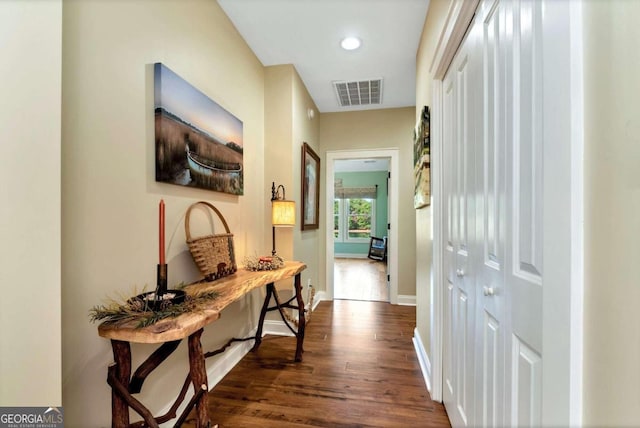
[292,70,321,292]
[264,64,320,297]
[414,0,452,373]
[62,0,266,425]
[265,65,295,262]
[319,108,416,296]
[583,0,640,425]
[0,0,62,407]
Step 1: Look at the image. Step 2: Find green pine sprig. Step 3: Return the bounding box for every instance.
[89,289,219,328]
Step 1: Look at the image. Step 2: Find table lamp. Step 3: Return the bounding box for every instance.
[271,181,296,256]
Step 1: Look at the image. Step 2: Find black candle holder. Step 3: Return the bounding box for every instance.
[157,263,168,295]
[133,264,185,311]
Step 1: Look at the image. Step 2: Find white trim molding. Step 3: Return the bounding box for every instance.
[397,295,416,306]
[326,149,399,304]
[429,79,444,403]
[205,334,255,388]
[201,320,295,392]
[540,0,585,425]
[568,1,585,425]
[312,290,328,307]
[263,320,296,337]
[430,0,480,79]
[413,327,432,393]
[334,253,368,259]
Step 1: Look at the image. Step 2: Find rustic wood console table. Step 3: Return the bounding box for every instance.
[98,261,307,428]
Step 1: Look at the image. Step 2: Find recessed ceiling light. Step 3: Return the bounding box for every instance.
[340,37,361,51]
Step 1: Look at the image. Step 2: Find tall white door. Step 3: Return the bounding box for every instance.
[441,0,544,426]
[442,24,479,428]
[441,69,457,424]
[475,0,508,426]
[506,0,544,424]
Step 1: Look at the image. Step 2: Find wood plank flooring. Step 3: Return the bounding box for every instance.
[334,258,389,302]
[184,300,450,427]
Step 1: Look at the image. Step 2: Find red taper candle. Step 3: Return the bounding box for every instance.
[159,199,165,265]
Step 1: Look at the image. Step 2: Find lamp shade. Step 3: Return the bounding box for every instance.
[272,200,296,226]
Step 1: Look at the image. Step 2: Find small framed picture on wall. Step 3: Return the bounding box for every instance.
[301,142,320,230]
[413,106,431,208]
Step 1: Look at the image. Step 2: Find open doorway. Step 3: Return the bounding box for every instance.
[325,149,399,304]
[333,158,389,301]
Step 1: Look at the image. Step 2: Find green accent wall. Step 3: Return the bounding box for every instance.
[334,170,388,256]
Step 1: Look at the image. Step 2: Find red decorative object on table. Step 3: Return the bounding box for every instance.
[159,199,165,265]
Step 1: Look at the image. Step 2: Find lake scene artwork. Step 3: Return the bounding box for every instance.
[154,62,243,195]
[413,105,430,208]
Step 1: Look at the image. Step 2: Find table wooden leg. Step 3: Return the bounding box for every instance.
[129,340,181,393]
[107,365,159,428]
[253,283,274,351]
[110,340,131,428]
[293,273,306,362]
[188,329,210,427]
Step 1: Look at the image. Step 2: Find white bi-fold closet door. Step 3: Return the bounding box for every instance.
[442,0,544,426]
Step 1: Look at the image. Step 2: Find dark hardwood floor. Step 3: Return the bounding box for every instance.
[185,300,450,427]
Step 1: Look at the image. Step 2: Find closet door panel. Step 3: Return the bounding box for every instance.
[477,0,509,426]
[511,336,542,426]
[443,34,478,428]
[456,49,477,428]
[442,75,458,417]
[508,0,543,424]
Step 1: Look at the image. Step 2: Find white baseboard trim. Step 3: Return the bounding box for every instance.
[263,319,295,337]
[334,253,368,259]
[205,320,298,390]
[413,327,432,394]
[206,333,256,387]
[397,295,416,306]
[313,290,328,306]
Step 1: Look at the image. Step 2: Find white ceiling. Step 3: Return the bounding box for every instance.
[217,0,431,113]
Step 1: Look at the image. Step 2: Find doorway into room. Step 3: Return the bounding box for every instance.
[332,157,389,302]
[325,149,399,304]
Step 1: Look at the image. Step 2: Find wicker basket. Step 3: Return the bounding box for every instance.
[185,201,237,281]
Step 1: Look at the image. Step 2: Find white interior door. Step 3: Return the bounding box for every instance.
[442,1,544,426]
[442,71,457,423]
[435,1,580,426]
[442,27,478,428]
[506,0,544,424]
[474,1,509,426]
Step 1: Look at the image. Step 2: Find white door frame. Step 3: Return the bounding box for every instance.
[429,0,583,425]
[325,149,399,304]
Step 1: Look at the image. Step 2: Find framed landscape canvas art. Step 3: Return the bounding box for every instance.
[301,142,320,230]
[413,105,431,208]
[154,63,244,195]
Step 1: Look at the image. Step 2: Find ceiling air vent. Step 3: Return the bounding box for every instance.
[333,79,383,107]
